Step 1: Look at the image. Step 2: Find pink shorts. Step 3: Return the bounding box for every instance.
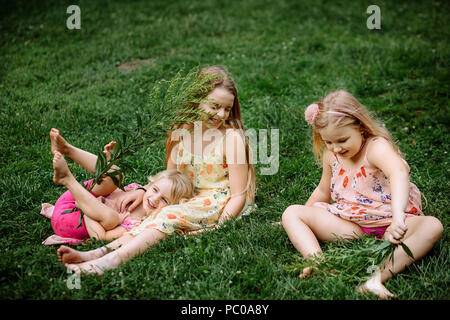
[51,179,98,240]
[360,226,387,239]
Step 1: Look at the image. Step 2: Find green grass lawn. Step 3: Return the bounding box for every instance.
[0,0,448,300]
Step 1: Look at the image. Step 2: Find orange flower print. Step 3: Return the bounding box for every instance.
[356,173,362,178]
[203,199,212,206]
[145,223,157,229]
[360,167,366,177]
[200,170,205,175]
[339,169,345,176]
[343,176,349,188]
[358,209,367,214]
[167,214,177,220]
[222,163,228,169]
[407,207,418,214]
[189,170,194,180]
[206,164,213,175]
[179,164,187,170]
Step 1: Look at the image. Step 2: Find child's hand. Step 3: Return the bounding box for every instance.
[386,216,408,244]
[118,189,144,213]
[103,141,116,162]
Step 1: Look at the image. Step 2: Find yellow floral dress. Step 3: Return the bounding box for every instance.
[127,134,255,236]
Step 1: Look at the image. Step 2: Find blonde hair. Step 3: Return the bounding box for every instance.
[148,169,194,204]
[165,65,256,204]
[309,90,402,163]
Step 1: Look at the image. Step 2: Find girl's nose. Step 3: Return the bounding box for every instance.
[150,195,160,206]
[217,109,225,118]
[333,145,342,153]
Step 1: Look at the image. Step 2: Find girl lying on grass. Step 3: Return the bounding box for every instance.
[43,128,194,244]
[57,65,256,275]
[282,90,443,299]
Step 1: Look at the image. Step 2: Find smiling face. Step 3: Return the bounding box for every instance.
[318,124,365,159]
[142,178,173,212]
[198,87,234,129]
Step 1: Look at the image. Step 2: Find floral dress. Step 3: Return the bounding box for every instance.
[313,149,423,228]
[127,134,255,236]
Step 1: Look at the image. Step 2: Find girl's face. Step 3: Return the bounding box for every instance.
[142,178,173,211]
[318,124,364,159]
[198,87,234,129]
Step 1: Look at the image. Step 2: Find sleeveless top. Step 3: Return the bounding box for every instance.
[313,139,423,228]
[128,132,255,236]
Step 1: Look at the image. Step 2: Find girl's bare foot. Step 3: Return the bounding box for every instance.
[66,252,121,276]
[50,128,72,156]
[357,272,395,299]
[57,245,104,265]
[52,152,73,186]
[299,266,314,279]
[298,264,338,279]
[103,141,116,162]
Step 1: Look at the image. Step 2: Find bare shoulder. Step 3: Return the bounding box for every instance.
[225,128,245,141]
[366,136,406,172]
[366,136,396,159]
[224,128,246,150]
[224,128,248,165]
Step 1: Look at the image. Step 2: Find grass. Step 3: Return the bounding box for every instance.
[0,0,448,300]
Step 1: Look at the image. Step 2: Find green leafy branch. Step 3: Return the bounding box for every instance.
[284,235,414,283]
[61,67,217,228]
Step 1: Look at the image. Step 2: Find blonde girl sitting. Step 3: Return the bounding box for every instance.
[282,90,443,299]
[43,129,193,244]
[57,65,256,275]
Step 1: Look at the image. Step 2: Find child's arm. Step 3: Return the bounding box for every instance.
[190,131,249,235]
[219,130,250,222]
[366,138,410,244]
[84,215,127,241]
[305,150,333,206]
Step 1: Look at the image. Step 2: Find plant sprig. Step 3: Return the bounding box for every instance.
[284,235,414,283]
[61,67,217,228]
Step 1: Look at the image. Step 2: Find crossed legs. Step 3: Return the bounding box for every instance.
[282,205,443,299]
[50,128,120,231]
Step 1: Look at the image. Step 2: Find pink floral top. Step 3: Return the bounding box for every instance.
[314,143,423,228]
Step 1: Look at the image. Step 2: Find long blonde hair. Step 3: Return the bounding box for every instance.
[165,66,256,203]
[148,169,194,204]
[309,90,402,163]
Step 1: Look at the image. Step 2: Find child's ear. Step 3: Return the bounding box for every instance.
[179,198,189,204]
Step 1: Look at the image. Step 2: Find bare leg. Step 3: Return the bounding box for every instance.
[358,215,443,299]
[66,228,166,275]
[50,128,97,174]
[83,215,108,240]
[50,128,117,196]
[53,151,120,230]
[282,204,363,278]
[57,233,135,265]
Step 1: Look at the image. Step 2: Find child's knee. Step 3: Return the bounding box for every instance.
[426,216,443,242]
[101,213,120,230]
[282,205,307,225]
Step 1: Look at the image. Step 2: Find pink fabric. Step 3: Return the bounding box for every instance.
[50,179,98,240]
[361,226,388,239]
[40,203,54,218]
[43,180,143,245]
[42,234,84,245]
[314,139,423,229]
[121,218,141,231]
